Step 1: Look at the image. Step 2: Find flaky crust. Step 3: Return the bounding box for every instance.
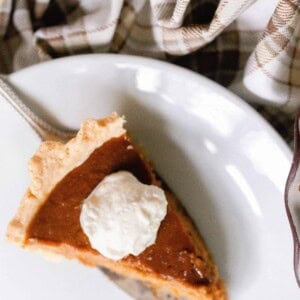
[6,113,125,246]
[6,113,227,300]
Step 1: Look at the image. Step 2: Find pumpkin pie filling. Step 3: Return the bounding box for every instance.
[27,135,211,286]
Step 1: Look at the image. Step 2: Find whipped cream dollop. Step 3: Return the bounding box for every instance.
[80,171,167,260]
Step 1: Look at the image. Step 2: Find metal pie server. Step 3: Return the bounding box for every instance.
[0,75,161,300]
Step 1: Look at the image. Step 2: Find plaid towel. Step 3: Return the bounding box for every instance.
[0,0,299,143]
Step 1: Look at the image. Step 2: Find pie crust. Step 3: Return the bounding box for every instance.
[6,113,226,300]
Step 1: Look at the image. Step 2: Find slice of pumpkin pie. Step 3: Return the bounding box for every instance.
[6,113,226,300]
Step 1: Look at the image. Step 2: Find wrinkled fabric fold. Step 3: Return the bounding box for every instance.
[0,0,299,116]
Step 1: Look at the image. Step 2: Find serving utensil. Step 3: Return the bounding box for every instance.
[0,75,160,300]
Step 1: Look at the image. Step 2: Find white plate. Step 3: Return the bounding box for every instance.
[0,54,298,299]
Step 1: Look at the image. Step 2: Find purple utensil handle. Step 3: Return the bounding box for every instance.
[285,112,300,287]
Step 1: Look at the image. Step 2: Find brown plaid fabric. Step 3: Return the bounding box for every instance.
[0,0,299,144]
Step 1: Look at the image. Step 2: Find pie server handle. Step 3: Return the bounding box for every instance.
[0,74,169,299]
